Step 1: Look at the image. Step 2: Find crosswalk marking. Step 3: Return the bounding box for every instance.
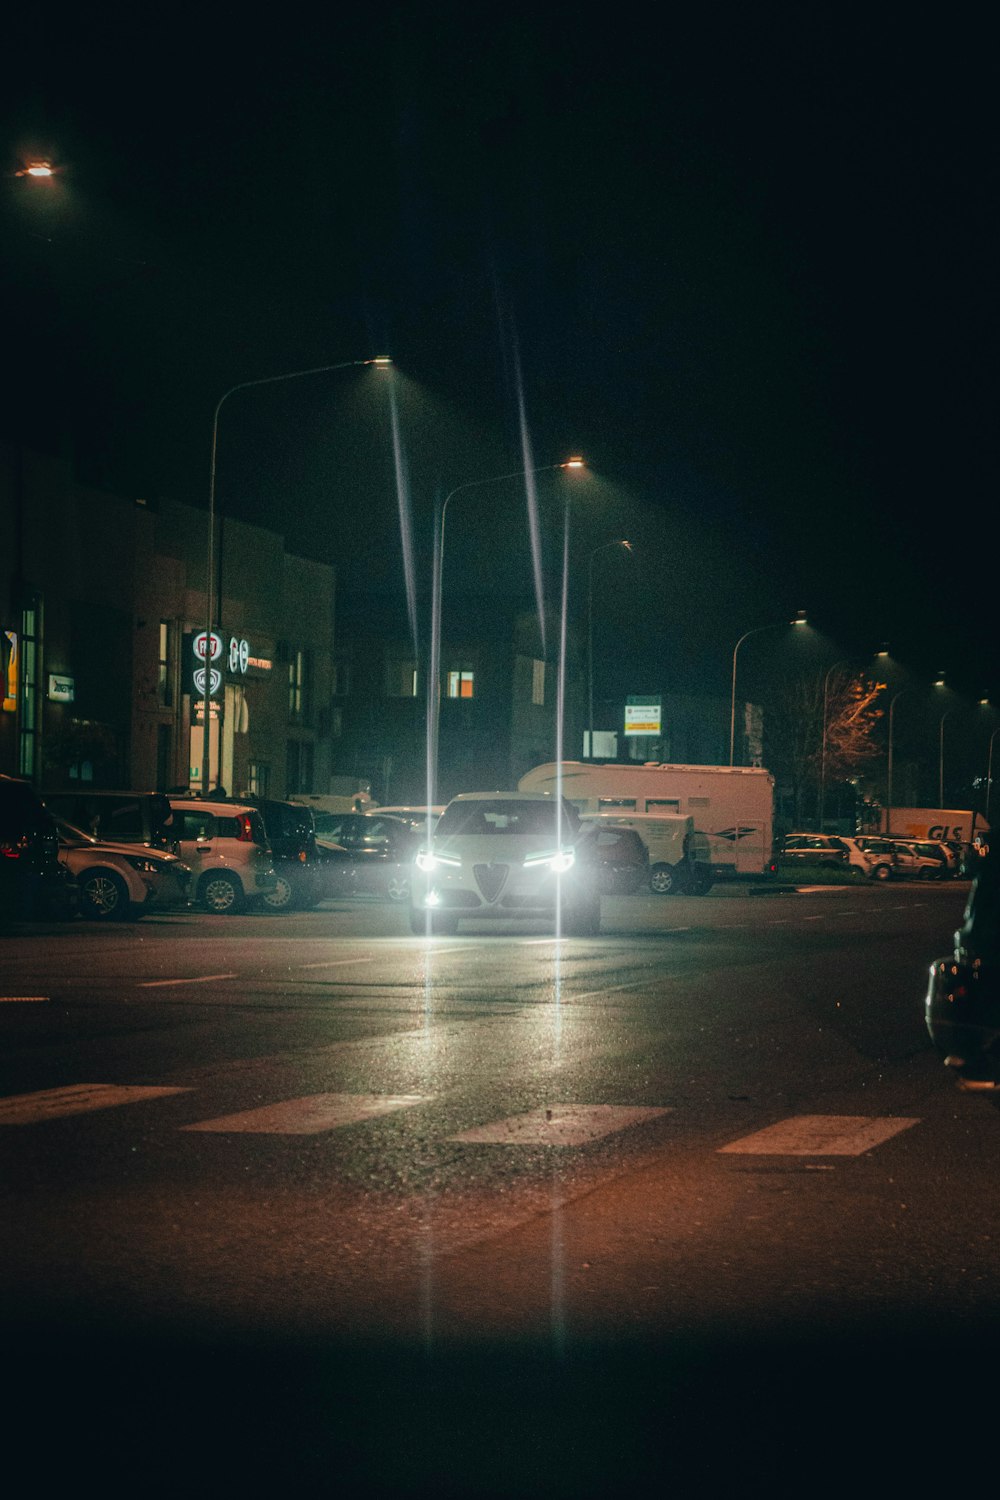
[0,1083,925,1160]
[718,1114,919,1157]
[450,1104,672,1147]
[0,1083,190,1125]
[181,1091,428,1135]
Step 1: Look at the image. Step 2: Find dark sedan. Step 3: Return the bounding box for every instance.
[314,812,420,903]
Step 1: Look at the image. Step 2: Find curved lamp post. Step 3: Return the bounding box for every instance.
[587,539,632,756]
[885,687,914,835]
[429,458,584,804]
[987,724,1000,826]
[729,611,807,767]
[200,356,391,795]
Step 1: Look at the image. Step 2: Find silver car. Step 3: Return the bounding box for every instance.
[55,817,192,920]
[409,791,601,935]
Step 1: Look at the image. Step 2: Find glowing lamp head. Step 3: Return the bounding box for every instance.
[791,610,808,626]
[562,457,585,470]
[18,161,54,178]
[370,355,392,368]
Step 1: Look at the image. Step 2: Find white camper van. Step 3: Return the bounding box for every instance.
[518,762,774,878]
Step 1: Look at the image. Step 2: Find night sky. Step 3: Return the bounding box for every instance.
[3,6,995,708]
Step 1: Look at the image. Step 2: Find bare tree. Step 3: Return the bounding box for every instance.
[764,671,885,826]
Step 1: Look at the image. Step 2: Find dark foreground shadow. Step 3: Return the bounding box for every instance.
[5,1312,993,1497]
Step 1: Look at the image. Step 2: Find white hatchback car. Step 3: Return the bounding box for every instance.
[409,791,601,935]
[169,799,277,914]
[55,817,192,921]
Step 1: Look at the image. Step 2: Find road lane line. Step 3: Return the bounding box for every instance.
[298,957,377,969]
[182,1091,428,1134]
[719,1114,919,1156]
[0,1083,190,1125]
[140,973,238,987]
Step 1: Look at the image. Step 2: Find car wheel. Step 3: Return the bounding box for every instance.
[649,862,677,895]
[199,871,245,914]
[385,871,411,903]
[872,863,892,882]
[261,873,295,912]
[79,868,131,921]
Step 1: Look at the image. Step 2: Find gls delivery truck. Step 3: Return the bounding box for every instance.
[518,762,775,878]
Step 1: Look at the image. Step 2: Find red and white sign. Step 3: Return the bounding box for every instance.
[193,630,224,662]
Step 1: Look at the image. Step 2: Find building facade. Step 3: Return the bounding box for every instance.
[1,442,336,800]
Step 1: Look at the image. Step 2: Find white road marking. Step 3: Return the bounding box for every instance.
[0,1083,190,1125]
[140,973,238,987]
[450,1103,672,1147]
[182,1091,428,1135]
[298,957,377,969]
[718,1114,919,1156]
[0,996,49,1003]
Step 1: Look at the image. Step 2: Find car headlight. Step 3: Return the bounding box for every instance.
[522,849,575,873]
[125,856,160,874]
[416,849,462,873]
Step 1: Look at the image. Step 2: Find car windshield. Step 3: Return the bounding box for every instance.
[436,799,576,838]
[54,817,98,845]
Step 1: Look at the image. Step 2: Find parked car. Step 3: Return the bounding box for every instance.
[887,838,951,879]
[574,822,649,895]
[851,836,899,881]
[779,833,876,877]
[579,810,713,895]
[314,812,420,902]
[168,798,277,913]
[243,797,324,911]
[1,774,76,921]
[409,791,601,935]
[41,789,179,853]
[369,805,445,835]
[925,830,1000,1087]
[55,816,191,920]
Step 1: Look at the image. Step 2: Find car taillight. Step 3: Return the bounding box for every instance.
[236,813,254,843]
[1,835,28,859]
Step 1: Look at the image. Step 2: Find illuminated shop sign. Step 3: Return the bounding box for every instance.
[624,696,662,736]
[47,674,75,703]
[185,631,264,698]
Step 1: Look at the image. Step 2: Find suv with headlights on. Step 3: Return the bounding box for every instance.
[409,791,600,935]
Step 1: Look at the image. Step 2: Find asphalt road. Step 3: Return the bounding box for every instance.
[3,882,996,1496]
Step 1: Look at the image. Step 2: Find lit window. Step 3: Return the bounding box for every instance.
[532,659,545,706]
[288,649,311,720]
[248,761,270,797]
[447,669,474,699]
[158,621,172,706]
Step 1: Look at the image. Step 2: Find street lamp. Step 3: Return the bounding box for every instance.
[987,724,1000,825]
[939,704,958,808]
[728,611,807,767]
[885,687,914,834]
[587,539,632,756]
[429,458,584,804]
[199,355,391,796]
